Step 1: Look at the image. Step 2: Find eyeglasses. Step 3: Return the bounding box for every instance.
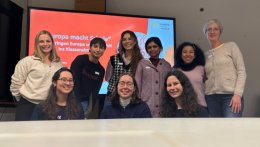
[147,45,159,49]
[58,78,74,85]
[118,81,134,87]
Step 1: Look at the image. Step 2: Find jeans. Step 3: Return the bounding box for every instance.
[206,94,244,117]
[81,101,89,119]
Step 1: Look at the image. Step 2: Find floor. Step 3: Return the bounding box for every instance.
[0,106,16,121]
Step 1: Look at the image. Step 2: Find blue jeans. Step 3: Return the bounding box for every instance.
[206,94,244,117]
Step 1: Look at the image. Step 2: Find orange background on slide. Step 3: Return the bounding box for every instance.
[29,9,148,69]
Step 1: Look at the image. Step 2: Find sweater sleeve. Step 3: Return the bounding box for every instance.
[230,42,247,96]
[10,57,30,101]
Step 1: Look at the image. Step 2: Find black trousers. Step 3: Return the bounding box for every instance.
[15,98,36,121]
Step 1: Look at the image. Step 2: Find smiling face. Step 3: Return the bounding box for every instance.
[121,33,136,51]
[117,75,135,100]
[38,34,53,55]
[54,71,74,95]
[89,43,105,59]
[146,41,161,58]
[206,22,221,42]
[166,75,183,99]
[181,45,195,64]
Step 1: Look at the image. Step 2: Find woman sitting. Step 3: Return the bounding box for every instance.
[31,67,84,120]
[100,73,152,119]
[160,70,208,117]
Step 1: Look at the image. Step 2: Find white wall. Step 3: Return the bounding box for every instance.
[10,0,260,116]
[10,0,75,57]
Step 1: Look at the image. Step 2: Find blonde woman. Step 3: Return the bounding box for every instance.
[10,30,63,120]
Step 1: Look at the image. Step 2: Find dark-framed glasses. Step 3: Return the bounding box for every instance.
[58,77,74,85]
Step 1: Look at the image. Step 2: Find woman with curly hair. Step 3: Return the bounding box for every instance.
[160,70,208,117]
[31,67,84,120]
[174,42,208,113]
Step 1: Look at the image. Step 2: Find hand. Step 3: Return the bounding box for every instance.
[229,95,241,113]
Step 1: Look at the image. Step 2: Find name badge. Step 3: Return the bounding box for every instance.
[95,71,100,75]
[145,66,151,69]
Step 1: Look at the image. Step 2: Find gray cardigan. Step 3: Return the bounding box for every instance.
[205,42,246,96]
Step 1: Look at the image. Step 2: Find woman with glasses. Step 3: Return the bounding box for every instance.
[31,67,84,120]
[203,19,246,117]
[174,42,208,115]
[135,37,171,117]
[10,30,63,121]
[100,73,152,119]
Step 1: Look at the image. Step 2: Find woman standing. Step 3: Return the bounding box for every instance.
[174,42,208,112]
[10,30,63,121]
[160,70,208,117]
[203,19,246,117]
[31,68,84,120]
[106,30,143,96]
[135,37,171,117]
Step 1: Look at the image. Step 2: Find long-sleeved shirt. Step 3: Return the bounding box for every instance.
[205,42,246,96]
[179,66,207,107]
[70,54,105,102]
[10,56,63,104]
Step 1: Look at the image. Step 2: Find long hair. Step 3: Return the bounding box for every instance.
[160,70,201,117]
[33,30,60,62]
[109,73,141,106]
[118,30,143,75]
[174,42,205,71]
[41,67,82,120]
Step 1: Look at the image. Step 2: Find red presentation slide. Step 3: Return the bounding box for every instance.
[29,9,148,69]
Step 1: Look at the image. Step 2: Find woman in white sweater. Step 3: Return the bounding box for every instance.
[10,30,63,121]
[203,19,246,117]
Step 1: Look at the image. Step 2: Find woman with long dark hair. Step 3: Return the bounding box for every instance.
[31,67,84,120]
[160,70,208,117]
[105,30,143,96]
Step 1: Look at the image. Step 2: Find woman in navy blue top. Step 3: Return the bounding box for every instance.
[31,67,84,120]
[100,73,152,119]
[160,70,208,117]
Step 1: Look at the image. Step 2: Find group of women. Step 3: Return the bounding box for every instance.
[10,18,246,120]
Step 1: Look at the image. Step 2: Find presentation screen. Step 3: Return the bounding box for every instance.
[28,7,176,94]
